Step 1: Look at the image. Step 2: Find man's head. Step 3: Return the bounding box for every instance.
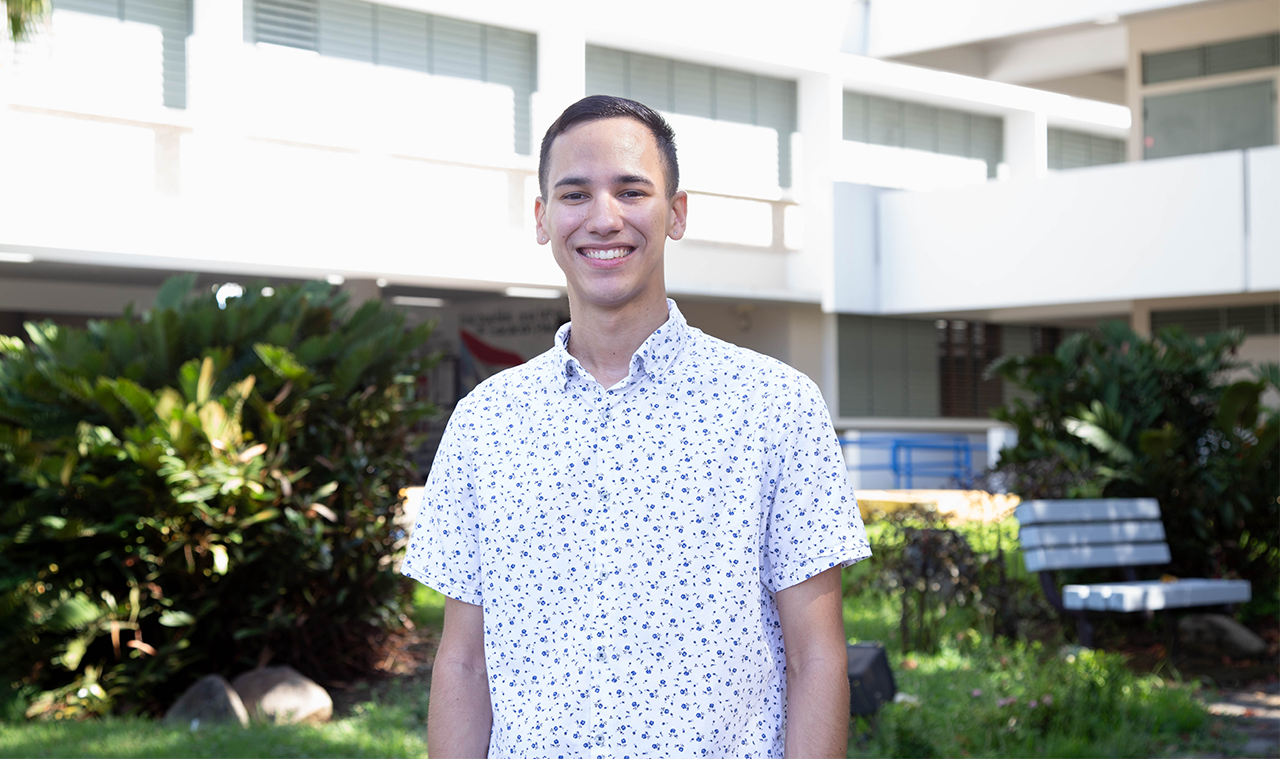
[534,97,688,315]
[538,95,680,199]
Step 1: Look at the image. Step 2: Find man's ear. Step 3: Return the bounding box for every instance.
[667,190,688,241]
[534,196,549,245]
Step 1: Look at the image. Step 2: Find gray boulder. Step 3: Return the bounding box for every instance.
[163,674,249,729]
[1179,613,1268,659]
[231,665,333,724]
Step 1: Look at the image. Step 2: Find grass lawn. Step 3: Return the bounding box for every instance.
[0,580,1236,758]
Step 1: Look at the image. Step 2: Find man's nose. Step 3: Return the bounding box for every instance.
[585,194,623,234]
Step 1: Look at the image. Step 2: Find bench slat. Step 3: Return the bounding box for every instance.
[1015,498,1161,526]
[1063,579,1252,612]
[1023,542,1171,572]
[1019,521,1167,548]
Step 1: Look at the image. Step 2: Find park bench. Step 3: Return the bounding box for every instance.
[1014,498,1251,647]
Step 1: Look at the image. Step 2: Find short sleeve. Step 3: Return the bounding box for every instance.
[400,400,484,606]
[761,376,871,593]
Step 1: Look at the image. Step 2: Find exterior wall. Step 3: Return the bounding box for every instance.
[872,149,1276,315]
[1126,0,1280,160]
[677,300,829,388]
[1250,145,1280,291]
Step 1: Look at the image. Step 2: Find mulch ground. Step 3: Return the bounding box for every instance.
[1100,617,1280,758]
[328,623,439,719]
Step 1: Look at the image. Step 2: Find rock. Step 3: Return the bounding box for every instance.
[163,674,249,728]
[1178,614,1267,659]
[231,665,333,724]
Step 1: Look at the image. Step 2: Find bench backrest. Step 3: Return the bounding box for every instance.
[1014,498,1171,573]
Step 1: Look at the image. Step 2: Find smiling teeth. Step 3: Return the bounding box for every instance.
[582,248,631,260]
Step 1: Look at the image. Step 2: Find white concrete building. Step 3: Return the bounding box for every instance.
[1,0,1276,486]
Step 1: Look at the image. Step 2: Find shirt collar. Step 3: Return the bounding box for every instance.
[554,299,689,389]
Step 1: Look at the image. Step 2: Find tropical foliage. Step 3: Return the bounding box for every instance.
[0,276,436,719]
[4,0,47,41]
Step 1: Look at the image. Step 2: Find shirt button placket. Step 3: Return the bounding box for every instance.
[588,387,606,754]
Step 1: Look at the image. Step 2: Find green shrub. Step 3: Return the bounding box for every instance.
[0,276,436,719]
[989,322,1279,619]
[845,512,1054,654]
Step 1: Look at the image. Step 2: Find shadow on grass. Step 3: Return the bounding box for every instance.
[0,700,428,759]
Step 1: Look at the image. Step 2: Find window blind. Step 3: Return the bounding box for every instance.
[843,91,1005,179]
[585,46,797,188]
[247,0,537,154]
[55,0,190,108]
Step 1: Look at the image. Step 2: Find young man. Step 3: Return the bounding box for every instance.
[403,95,870,758]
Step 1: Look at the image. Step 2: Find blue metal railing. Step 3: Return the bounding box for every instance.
[839,435,987,489]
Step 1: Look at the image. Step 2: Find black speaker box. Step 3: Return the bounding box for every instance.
[847,642,896,716]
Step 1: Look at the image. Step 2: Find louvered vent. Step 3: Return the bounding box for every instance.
[1048,128,1125,170]
[1152,305,1280,337]
[253,0,318,51]
[1143,33,1278,85]
[1206,34,1279,77]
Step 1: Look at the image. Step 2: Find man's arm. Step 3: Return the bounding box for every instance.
[776,566,849,759]
[427,596,492,758]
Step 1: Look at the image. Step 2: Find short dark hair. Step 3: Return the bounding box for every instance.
[538,95,680,199]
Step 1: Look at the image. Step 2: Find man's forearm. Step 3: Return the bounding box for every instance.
[427,657,492,758]
[784,654,850,758]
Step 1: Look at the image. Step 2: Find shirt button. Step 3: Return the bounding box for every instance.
[595,735,605,746]
[596,651,606,661]
[599,490,609,501]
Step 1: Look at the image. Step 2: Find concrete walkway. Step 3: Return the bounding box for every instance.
[1204,684,1280,757]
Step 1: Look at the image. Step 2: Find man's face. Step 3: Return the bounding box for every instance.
[535,117,687,312]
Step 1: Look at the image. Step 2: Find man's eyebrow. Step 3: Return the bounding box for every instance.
[553,174,656,190]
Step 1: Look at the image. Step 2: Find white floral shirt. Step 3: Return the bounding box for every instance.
[403,300,870,758]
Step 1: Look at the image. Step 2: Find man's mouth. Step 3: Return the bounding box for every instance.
[579,247,633,261]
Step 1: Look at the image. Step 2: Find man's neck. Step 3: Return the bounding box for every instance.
[566,293,670,388]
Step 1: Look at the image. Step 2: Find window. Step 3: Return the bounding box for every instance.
[842,92,1004,178]
[55,0,190,108]
[837,315,939,418]
[245,0,537,154]
[937,320,1003,418]
[1048,128,1126,170]
[585,46,797,188]
[1144,80,1276,160]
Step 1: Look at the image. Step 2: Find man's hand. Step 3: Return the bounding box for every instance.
[427,596,492,758]
[776,566,849,758]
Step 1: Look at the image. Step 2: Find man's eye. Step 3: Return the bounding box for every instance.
[621,190,646,198]
[563,192,587,201]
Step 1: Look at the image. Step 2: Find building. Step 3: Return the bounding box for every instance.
[1,0,1276,487]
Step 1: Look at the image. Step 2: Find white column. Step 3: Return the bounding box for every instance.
[795,70,841,310]
[188,0,244,118]
[986,427,1018,470]
[1130,301,1152,337]
[340,279,383,308]
[1003,109,1048,180]
[530,22,586,161]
